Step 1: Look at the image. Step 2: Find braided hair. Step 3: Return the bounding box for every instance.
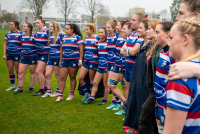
[26,23,33,42]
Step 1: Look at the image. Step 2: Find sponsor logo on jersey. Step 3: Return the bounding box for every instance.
[84,51,93,59]
[7,44,18,51]
[107,51,114,59]
[98,57,107,65]
[64,49,74,56]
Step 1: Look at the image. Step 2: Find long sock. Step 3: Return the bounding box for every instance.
[113,93,121,104]
[58,92,63,97]
[69,92,74,96]
[9,74,15,87]
[47,89,52,94]
[123,100,127,110]
[29,86,34,89]
[112,100,117,105]
[90,95,94,100]
[39,88,45,92]
[90,82,93,95]
[81,82,88,95]
[44,87,47,91]
[56,88,59,92]
[103,97,108,101]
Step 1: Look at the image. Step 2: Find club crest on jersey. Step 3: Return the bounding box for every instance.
[120,41,123,44]
[111,38,115,42]
[15,35,19,38]
[71,39,75,43]
[41,34,44,37]
[161,60,167,68]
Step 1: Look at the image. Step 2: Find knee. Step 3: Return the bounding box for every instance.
[103,82,108,88]
[18,70,25,77]
[45,73,51,79]
[60,76,66,82]
[55,73,60,79]
[93,81,98,87]
[70,76,76,82]
[78,75,83,82]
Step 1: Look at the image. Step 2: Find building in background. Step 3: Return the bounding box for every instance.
[19,11,34,26]
[129,8,145,18]
[1,10,7,16]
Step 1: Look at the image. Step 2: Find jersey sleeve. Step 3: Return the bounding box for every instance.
[59,33,64,45]
[136,37,144,44]
[4,32,8,41]
[76,35,84,45]
[166,80,193,112]
[46,29,50,37]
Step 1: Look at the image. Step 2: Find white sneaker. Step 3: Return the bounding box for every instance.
[66,95,74,101]
[42,93,52,98]
[56,96,63,102]
[51,92,59,97]
[14,87,18,92]
[6,86,16,91]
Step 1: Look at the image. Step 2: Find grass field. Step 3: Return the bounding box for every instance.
[0,29,132,134]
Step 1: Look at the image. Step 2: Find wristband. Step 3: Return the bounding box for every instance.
[79,60,82,63]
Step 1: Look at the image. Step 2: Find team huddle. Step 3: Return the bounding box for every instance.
[3,0,200,133]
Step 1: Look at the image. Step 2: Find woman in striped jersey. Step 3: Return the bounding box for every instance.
[42,21,64,98]
[33,15,50,96]
[3,21,23,91]
[78,24,99,102]
[83,28,109,105]
[108,21,128,114]
[163,17,200,134]
[105,19,120,110]
[14,23,37,94]
[56,24,84,102]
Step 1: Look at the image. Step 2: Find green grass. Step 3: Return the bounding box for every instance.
[0,29,128,134]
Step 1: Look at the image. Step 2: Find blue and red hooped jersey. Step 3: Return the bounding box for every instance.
[125,32,140,64]
[154,49,176,110]
[61,33,84,60]
[20,33,36,57]
[107,33,119,64]
[115,36,125,67]
[4,30,23,54]
[164,59,200,134]
[49,33,63,58]
[34,28,50,54]
[97,39,108,69]
[83,35,99,63]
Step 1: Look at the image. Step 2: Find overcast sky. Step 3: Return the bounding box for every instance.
[0,0,174,18]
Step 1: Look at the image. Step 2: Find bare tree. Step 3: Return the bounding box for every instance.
[56,0,80,26]
[82,0,99,23]
[97,2,110,27]
[159,9,170,21]
[18,0,50,17]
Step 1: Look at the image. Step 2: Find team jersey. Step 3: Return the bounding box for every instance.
[83,35,99,63]
[125,34,141,64]
[20,33,36,57]
[49,33,63,58]
[164,59,200,134]
[107,33,119,64]
[154,48,176,109]
[115,36,125,67]
[4,30,23,54]
[34,28,50,54]
[97,39,108,69]
[61,33,84,60]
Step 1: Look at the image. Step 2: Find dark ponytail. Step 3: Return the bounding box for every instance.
[26,23,33,42]
[11,20,20,31]
[67,23,82,38]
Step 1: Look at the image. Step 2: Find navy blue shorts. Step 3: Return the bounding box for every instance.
[6,53,20,61]
[82,60,98,70]
[107,63,115,71]
[20,55,37,65]
[113,66,123,74]
[97,68,107,74]
[125,62,134,82]
[60,59,78,69]
[36,53,48,63]
[47,56,60,66]
[123,70,126,78]
[155,104,165,126]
